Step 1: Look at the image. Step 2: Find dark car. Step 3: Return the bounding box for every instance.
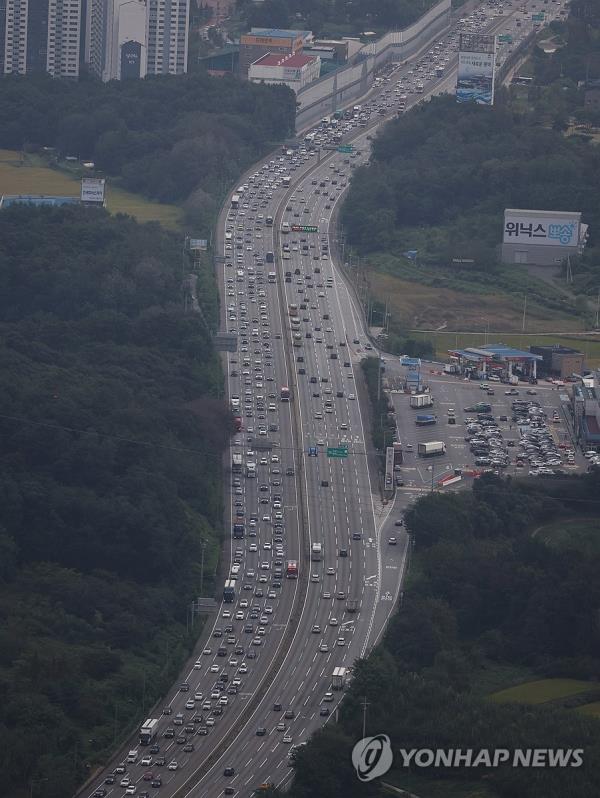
[151,779,162,788]
[224,767,235,777]
[256,727,267,736]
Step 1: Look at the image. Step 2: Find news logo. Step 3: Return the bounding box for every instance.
[351,734,394,782]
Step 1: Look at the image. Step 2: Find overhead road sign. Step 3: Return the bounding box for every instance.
[327,447,348,458]
[291,224,318,233]
[337,145,354,153]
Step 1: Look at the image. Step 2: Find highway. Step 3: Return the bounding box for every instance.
[84,2,550,797]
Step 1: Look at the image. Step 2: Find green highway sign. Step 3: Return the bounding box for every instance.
[327,446,349,458]
[498,34,513,42]
[291,224,318,233]
[337,145,354,153]
[532,12,545,20]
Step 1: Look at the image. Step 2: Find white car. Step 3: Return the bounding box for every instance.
[330,617,338,626]
[125,787,136,796]
[168,761,178,771]
[283,733,293,743]
[222,610,232,618]
[239,663,248,674]
[194,659,202,669]
[194,691,203,701]
[202,648,211,656]
[210,664,219,673]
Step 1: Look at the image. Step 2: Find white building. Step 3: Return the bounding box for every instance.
[146,0,189,76]
[501,208,588,266]
[248,51,320,93]
[2,0,82,77]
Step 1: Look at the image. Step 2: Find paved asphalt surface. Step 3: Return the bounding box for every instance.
[82,2,562,797]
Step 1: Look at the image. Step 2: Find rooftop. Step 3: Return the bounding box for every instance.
[448,344,542,362]
[248,28,312,40]
[252,52,318,68]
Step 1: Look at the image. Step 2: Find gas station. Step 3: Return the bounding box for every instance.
[447,343,543,382]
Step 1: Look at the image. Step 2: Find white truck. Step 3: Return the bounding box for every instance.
[246,462,256,478]
[410,393,433,409]
[418,441,446,457]
[311,542,323,561]
[332,667,348,690]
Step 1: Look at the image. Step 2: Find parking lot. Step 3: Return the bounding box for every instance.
[389,371,586,492]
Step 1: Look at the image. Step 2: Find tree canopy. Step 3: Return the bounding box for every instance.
[0,72,296,203]
[0,205,228,797]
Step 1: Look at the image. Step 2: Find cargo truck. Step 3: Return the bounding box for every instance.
[311,542,323,561]
[246,462,256,478]
[232,452,242,473]
[332,667,348,690]
[139,718,159,745]
[410,394,433,409]
[415,414,437,426]
[418,441,446,457]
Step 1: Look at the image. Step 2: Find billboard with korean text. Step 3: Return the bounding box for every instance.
[503,211,581,248]
[456,34,496,105]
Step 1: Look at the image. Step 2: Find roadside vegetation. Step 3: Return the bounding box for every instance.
[0,73,295,232]
[287,472,600,798]
[236,0,439,40]
[0,205,229,797]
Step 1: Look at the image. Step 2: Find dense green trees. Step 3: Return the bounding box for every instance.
[0,73,296,204]
[0,206,228,797]
[287,473,600,797]
[238,0,439,37]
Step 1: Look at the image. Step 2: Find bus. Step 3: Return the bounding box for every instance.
[266,251,274,263]
[282,176,291,187]
[223,580,236,603]
[280,386,291,402]
[286,560,299,578]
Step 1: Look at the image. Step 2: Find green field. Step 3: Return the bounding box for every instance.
[534,518,600,556]
[576,701,600,718]
[490,679,599,705]
[0,149,182,230]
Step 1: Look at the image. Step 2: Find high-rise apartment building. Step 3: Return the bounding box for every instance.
[146,0,188,76]
[1,0,82,77]
[84,0,146,80]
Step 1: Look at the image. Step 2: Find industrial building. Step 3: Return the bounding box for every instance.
[248,51,320,92]
[501,208,588,266]
[239,27,312,78]
[1,0,83,78]
[447,343,543,381]
[529,344,585,380]
[572,376,600,451]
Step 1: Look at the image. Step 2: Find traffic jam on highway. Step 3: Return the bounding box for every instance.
[85,2,550,796]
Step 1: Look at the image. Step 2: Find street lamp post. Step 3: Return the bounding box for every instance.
[427,464,436,492]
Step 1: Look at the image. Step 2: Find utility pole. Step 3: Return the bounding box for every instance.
[595,289,600,329]
[361,696,369,739]
[522,294,527,332]
[200,540,206,597]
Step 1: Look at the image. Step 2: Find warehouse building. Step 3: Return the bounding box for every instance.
[529,345,585,380]
[239,27,312,78]
[501,209,588,266]
[572,377,600,451]
[249,51,320,92]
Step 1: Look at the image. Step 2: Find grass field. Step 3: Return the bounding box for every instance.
[0,149,182,230]
[490,679,599,705]
[576,701,600,718]
[534,518,600,556]
[367,271,583,333]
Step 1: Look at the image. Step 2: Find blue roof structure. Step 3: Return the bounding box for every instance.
[0,194,79,208]
[250,28,312,40]
[448,344,542,362]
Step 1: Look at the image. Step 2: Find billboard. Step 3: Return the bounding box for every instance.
[503,210,581,248]
[80,178,105,204]
[121,40,142,80]
[456,34,496,105]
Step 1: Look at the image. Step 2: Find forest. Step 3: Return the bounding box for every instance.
[286,473,600,798]
[0,72,296,204]
[237,0,439,38]
[0,206,229,797]
[340,94,600,295]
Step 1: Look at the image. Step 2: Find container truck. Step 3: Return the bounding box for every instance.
[415,414,437,426]
[139,718,159,745]
[332,667,348,690]
[311,542,323,561]
[410,394,433,408]
[232,452,242,473]
[418,441,446,457]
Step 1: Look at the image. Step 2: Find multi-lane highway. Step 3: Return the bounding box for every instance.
[84,3,549,797]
